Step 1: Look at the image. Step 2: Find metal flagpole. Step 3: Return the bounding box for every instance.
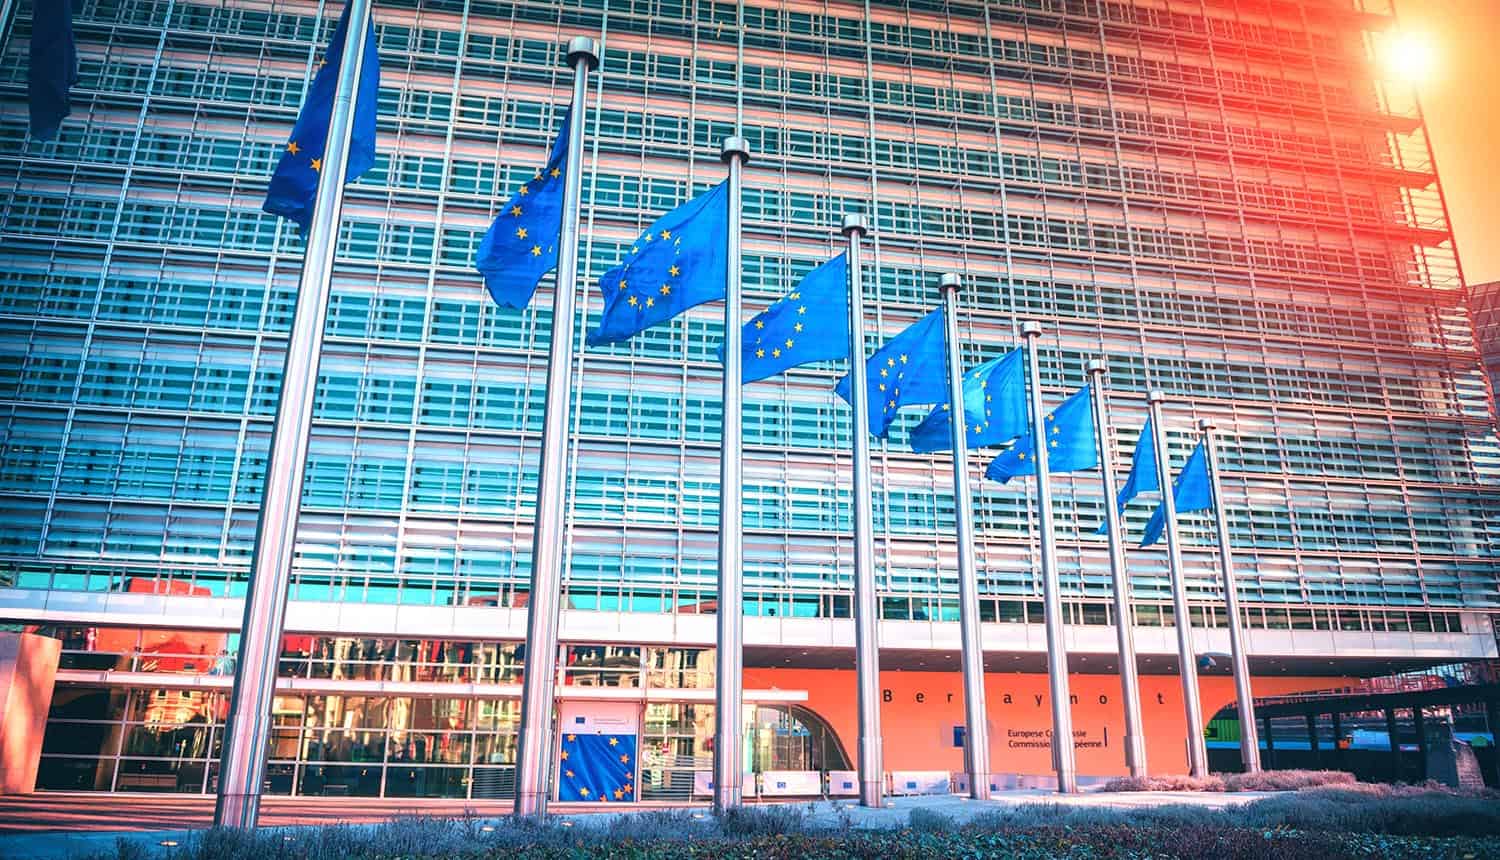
[513,36,599,819]
[1145,391,1209,777]
[940,273,991,801]
[843,214,883,807]
[714,135,750,813]
[214,0,374,829]
[1085,360,1147,778]
[1198,418,1261,773]
[1020,321,1078,794]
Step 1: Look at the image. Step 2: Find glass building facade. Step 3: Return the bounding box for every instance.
[2,0,1498,797]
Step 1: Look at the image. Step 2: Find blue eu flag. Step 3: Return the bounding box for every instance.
[557,732,636,803]
[1140,441,1212,547]
[731,254,849,384]
[834,307,948,439]
[1095,417,1158,535]
[984,384,1097,483]
[909,348,1027,454]
[28,0,76,141]
[475,110,571,309]
[588,183,729,346]
[263,4,380,230]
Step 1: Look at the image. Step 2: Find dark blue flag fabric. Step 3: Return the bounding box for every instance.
[588,182,729,346]
[834,307,948,439]
[731,254,849,383]
[558,732,636,802]
[1095,417,1159,535]
[263,4,380,230]
[475,110,570,309]
[909,348,1027,454]
[28,0,77,141]
[984,383,1098,483]
[1140,440,1212,547]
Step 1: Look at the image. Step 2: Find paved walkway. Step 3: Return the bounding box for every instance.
[0,790,1278,859]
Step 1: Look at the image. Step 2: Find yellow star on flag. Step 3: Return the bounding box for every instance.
[511,205,522,216]
[531,245,542,256]
[608,738,619,746]
[286,141,300,155]
[551,167,561,178]
[669,265,680,276]
[516,227,528,239]
[310,158,322,172]
[755,348,765,358]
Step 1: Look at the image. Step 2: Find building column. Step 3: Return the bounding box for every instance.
[1306,713,1319,767]
[1260,716,1275,770]
[1331,711,1345,772]
[1413,707,1427,781]
[1385,708,1401,782]
[0,633,62,794]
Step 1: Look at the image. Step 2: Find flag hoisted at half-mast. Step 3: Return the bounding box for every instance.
[909,348,1027,453]
[263,3,381,230]
[834,307,948,438]
[588,183,731,346]
[985,383,1098,483]
[729,254,850,383]
[1096,416,1158,534]
[28,0,77,141]
[1141,440,1212,547]
[475,109,572,309]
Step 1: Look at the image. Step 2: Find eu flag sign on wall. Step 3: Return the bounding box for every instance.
[588,183,729,346]
[908,348,1027,453]
[1140,440,1213,547]
[732,254,850,384]
[475,110,571,310]
[985,384,1098,483]
[558,733,636,802]
[834,307,948,439]
[28,0,77,141]
[263,4,380,230]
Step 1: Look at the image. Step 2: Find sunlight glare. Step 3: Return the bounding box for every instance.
[1382,30,1437,84]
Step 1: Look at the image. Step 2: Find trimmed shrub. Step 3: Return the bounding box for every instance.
[1239,787,1500,837]
[906,807,955,833]
[716,803,809,838]
[1100,773,1226,792]
[1222,769,1357,792]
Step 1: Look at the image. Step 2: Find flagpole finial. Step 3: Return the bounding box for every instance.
[1020,320,1042,338]
[939,272,961,294]
[721,136,751,164]
[1197,417,1217,431]
[1085,358,1106,376]
[1147,389,1166,404]
[566,36,600,69]
[841,213,868,237]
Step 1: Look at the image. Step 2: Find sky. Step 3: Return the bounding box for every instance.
[1394,0,1500,286]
